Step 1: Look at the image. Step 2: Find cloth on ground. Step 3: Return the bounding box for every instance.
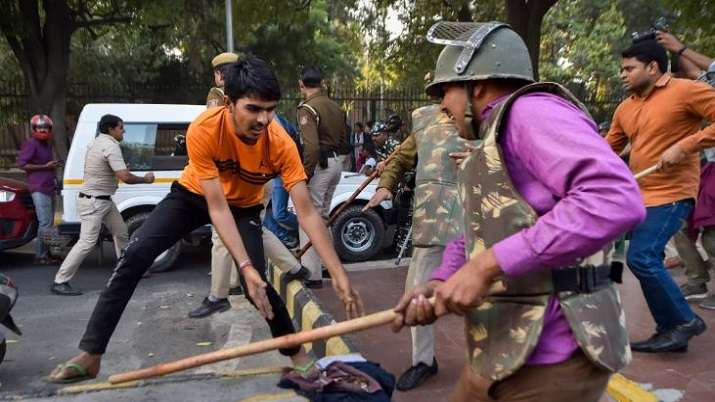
[278,361,395,402]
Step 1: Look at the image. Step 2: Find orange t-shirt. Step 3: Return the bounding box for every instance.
[607,74,715,207]
[179,107,307,207]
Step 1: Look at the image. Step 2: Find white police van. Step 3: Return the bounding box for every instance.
[50,103,395,271]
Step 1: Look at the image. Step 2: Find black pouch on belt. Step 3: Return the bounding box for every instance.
[318,145,329,169]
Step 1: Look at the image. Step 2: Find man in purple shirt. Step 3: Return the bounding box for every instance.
[391,22,645,402]
[17,114,62,265]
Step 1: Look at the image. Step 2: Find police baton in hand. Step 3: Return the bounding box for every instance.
[634,165,658,180]
[296,142,406,259]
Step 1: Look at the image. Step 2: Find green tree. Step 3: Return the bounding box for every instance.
[0,0,140,157]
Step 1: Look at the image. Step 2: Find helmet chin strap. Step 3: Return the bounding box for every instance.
[461,82,479,140]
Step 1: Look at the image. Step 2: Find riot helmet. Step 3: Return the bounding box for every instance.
[424,21,534,97]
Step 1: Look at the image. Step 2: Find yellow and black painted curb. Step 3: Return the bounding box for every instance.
[606,373,659,402]
[268,261,356,358]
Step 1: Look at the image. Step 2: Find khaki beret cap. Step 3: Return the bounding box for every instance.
[212,52,239,68]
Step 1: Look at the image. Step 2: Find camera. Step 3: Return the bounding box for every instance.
[631,17,670,43]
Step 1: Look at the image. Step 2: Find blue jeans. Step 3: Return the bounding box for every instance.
[627,199,695,330]
[263,178,298,242]
[31,192,54,259]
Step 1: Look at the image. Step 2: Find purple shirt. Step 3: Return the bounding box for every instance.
[17,137,56,195]
[432,93,645,364]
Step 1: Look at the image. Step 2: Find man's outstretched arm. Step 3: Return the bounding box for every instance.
[200,178,274,319]
[290,181,364,319]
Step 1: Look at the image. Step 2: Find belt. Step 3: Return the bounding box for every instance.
[79,192,111,200]
[551,262,623,294]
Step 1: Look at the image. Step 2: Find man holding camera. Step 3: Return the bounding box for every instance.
[607,39,715,353]
[656,31,714,85]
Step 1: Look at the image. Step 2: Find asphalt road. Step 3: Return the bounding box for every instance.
[0,244,299,401]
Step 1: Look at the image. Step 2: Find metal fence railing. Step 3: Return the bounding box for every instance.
[0,80,623,168]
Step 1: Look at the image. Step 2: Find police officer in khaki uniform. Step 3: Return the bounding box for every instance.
[206,52,238,108]
[365,77,476,390]
[52,114,155,296]
[296,66,349,287]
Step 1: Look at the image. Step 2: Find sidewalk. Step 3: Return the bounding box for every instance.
[313,264,715,402]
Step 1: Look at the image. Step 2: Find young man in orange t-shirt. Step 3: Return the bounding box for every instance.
[49,57,364,383]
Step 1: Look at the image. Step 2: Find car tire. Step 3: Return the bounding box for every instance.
[0,337,6,366]
[331,204,384,262]
[126,212,181,273]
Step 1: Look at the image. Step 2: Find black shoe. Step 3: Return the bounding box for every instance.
[51,282,82,296]
[632,316,707,353]
[396,359,438,391]
[188,297,231,318]
[284,266,310,282]
[228,286,244,296]
[630,332,664,352]
[304,279,323,289]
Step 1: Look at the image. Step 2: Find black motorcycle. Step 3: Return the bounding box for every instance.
[0,274,22,365]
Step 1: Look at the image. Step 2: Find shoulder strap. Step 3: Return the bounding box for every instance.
[297,103,320,127]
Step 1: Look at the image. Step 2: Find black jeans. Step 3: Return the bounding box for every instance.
[79,182,299,356]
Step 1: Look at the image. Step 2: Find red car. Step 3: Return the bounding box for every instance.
[0,178,37,251]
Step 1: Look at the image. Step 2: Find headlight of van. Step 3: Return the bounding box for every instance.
[0,190,16,203]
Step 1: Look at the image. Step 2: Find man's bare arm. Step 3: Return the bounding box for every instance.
[199,178,273,318]
[115,170,154,184]
[289,181,364,318]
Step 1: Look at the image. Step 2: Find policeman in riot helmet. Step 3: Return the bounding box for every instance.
[364,71,477,391]
[391,21,645,401]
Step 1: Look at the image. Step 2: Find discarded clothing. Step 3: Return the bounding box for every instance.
[278,360,395,402]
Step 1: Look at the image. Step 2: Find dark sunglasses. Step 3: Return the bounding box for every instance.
[32,124,52,130]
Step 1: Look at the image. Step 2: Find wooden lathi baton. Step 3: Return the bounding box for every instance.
[296,142,406,259]
[108,281,506,385]
[634,164,658,180]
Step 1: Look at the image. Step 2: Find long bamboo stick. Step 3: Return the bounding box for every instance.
[634,165,658,180]
[109,282,505,385]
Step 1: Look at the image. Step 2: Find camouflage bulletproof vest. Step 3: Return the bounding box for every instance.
[460,82,630,382]
[412,104,477,246]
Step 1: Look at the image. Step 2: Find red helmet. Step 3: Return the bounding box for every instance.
[30,114,53,141]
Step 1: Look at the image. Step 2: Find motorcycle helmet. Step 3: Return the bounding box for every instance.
[30,114,54,141]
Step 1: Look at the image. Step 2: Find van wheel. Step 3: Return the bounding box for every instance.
[331,204,384,262]
[126,212,181,273]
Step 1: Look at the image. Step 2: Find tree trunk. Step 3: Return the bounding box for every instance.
[1,0,75,159]
[505,0,558,81]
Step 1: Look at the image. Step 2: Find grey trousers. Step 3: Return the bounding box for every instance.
[55,197,128,283]
[406,245,445,365]
[676,227,715,286]
[300,154,345,281]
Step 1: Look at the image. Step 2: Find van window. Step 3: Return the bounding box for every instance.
[121,124,157,171]
[118,123,189,171]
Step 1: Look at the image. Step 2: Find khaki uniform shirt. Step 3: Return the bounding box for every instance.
[80,134,127,196]
[297,93,348,176]
[378,133,416,191]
